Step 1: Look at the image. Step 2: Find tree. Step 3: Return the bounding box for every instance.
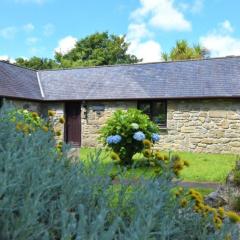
[15,57,59,70]
[15,32,141,70]
[162,40,209,61]
[55,32,141,67]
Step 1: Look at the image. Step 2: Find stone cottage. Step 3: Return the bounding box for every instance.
[1,56,240,154]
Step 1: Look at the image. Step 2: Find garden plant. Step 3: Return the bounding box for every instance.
[0,104,240,239]
[100,108,160,165]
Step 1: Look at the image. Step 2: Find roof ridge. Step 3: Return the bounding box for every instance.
[0,60,37,72]
[38,55,240,72]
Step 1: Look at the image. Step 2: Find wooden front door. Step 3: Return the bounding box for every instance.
[65,102,81,146]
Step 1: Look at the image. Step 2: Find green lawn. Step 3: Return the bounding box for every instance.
[79,148,237,183]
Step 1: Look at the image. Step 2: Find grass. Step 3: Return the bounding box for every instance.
[79,148,237,183]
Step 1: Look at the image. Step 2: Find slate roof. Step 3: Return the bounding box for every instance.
[1,56,240,101]
[0,61,42,100]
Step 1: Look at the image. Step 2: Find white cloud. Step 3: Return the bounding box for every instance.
[26,37,39,45]
[23,23,35,32]
[127,23,152,40]
[200,20,240,57]
[0,55,15,63]
[126,22,162,62]
[200,34,240,57]
[0,27,17,39]
[179,0,204,13]
[131,0,191,31]
[43,23,55,36]
[221,20,234,33]
[128,40,162,62]
[55,36,77,55]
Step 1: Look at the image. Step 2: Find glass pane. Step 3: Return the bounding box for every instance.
[138,102,151,116]
[152,101,167,125]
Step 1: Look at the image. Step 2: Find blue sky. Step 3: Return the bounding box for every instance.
[1,0,240,62]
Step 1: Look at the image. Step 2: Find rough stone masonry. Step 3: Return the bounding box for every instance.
[9,98,240,154]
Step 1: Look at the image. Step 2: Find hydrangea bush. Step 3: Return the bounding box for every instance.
[100,108,160,165]
[0,104,239,239]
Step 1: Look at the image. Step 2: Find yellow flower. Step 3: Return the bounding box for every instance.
[178,187,184,193]
[218,207,225,218]
[143,139,152,149]
[183,160,190,167]
[59,117,65,124]
[225,234,232,240]
[48,110,55,117]
[155,152,163,161]
[16,122,23,131]
[42,126,49,132]
[143,149,151,158]
[163,155,169,161]
[213,215,223,229]
[110,152,120,161]
[31,112,38,119]
[55,130,61,136]
[173,160,184,171]
[180,198,188,208]
[22,125,29,134]
[226,211,240,223]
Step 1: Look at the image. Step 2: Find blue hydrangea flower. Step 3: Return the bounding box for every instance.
[106,135,122,144]
[133,131,145,141]
[152,133,160,142]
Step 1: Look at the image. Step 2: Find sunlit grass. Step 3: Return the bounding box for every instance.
[79,148,237,183]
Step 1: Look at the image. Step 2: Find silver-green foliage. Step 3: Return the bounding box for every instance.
[0,105,239,240]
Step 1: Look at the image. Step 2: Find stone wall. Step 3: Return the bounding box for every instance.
[7,98,240,154]
[5,99,42,113]
[41,102,65,143]
[156,99,240,154]
[81,101,137,147]
[82,99,240,154]
[5,99,65,143]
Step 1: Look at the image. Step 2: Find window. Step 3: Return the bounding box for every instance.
[138,100,167,127]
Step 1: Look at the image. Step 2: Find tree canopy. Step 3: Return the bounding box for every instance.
[162,40,209,61]
[15,32,141,70]
[15,57,58,70]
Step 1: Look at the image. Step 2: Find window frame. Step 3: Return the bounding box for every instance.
[137,100,167,127]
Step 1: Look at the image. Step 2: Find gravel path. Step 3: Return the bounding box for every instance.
[177,181,220,190]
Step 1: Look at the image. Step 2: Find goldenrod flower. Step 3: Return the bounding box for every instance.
[59,117,65,124]
[31,112,38,118]
[143,139,152,149]
[183,160,190,167]
[173,160,184,171]
[48,110,55,117]
[110,152,120,161]
[218,207,225,218]
[180,198,188,208]
[42,126,49,132]
[226,211,240,223]
[163,155,169,161]
[143,149,151,158]
[22,125,29,134]
[155,152,163,161]
[16,122,23,131]
[55,130,61,136]
[178,187,183,193]
[225,234,232,240]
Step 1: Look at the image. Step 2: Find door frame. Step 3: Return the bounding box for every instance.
[64,101,82,147]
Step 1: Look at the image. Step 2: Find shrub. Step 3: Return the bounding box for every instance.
[0,104,239,239]
[100,108,160,165]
